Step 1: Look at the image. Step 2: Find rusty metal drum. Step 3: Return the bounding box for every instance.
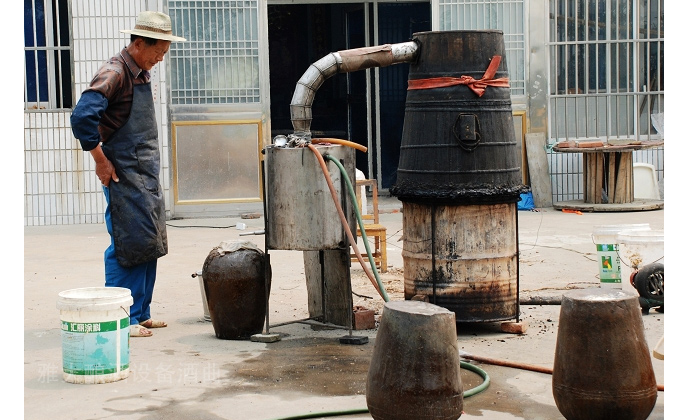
[366,300,463,420]
[402,201,518,323]
[201,241,271,340]
[552,289,657,420]
[390,30,527,205]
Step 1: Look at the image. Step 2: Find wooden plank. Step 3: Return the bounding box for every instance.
[586,154,595,203]
[585,152,601,204]
[553,140,664,153]
[303,249,352,328]
[613,152,625,203]
[593,153,603,204]
[582,154,589,201]
[628,153,636,201]
[612,152,620,203]
[622,152,633,202]
[524,133,553,208]
[614,152,632,204]
[553,199,664,212]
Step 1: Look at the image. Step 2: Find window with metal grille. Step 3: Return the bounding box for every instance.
[168,0,260,105]
[24,0,73,110]
[439,0,526,97]
[548,0,664,142]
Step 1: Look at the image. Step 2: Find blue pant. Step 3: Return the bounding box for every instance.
[103,186,158,325]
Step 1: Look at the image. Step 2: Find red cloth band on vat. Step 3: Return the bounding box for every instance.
[407,55,510,97]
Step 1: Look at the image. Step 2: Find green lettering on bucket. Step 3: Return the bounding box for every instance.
[596,244,621,283]
[60,318,129,333]
[62,320,119,333]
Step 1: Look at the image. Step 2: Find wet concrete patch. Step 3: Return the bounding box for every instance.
[213,335,563,419]
[223,337,373,396]
[459,365,563,420]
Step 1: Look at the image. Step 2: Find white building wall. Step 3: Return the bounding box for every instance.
[24,111,102,225]
[24,0,171,226]
[24,0,663,226]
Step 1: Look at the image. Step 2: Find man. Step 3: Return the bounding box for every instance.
[71,11,186,337]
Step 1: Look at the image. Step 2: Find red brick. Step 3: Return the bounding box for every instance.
[353,308,376,330]
[501,321,528,334]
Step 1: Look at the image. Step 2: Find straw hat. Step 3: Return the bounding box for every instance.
[121,11,186,42]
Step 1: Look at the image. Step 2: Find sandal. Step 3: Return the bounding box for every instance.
[139,319,167,328]
[130,324,153,337]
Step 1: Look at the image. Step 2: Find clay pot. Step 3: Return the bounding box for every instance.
[201,241,271,340]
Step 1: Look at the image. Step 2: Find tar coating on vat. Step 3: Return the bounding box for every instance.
[391,30,528,205]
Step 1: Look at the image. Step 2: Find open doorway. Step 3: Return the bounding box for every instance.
[267,2,430,189]
[268,3,370,175]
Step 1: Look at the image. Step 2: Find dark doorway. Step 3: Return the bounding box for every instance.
[375,2,430,189]
[267,2,430,189]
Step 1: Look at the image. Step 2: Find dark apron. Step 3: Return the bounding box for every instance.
[102,83,168,268]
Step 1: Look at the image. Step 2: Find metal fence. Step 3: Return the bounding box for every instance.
[546,0,664,202]
[168,0,261,105]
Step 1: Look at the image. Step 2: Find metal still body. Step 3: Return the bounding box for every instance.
[263,143,356,327]
[391,30,525,323]
[366,301,463,420]
[552,289,657,420]
[264,144,356,251]
[402,201,518,322]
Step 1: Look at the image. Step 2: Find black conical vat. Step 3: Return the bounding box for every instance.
[391,30,527,205]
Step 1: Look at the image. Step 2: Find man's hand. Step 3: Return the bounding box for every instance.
[89,145,119,186]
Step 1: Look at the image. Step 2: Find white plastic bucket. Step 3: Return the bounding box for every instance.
[617,229,664,295]
[592,224,651,288]
[56,287,133,384]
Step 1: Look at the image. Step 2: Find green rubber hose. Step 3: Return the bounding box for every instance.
[325,154,390,302]
[266,360,491,420]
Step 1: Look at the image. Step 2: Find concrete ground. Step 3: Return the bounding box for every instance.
[23,199,669,419]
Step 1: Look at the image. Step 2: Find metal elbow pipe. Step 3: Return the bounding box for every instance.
[290,41,420,137]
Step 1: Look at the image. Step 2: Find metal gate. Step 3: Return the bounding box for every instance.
[167,0,267,217]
